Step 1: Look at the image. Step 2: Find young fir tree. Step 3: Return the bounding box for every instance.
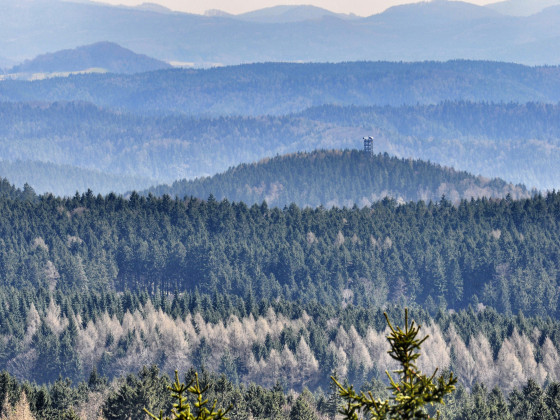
[144,371,231,420]
[289,393,318,420]
[332,309,457,419]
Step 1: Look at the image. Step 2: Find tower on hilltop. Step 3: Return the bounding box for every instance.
[363,136,374,155]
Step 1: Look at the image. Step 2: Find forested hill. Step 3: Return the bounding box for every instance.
[2,188,560,319]
[2,184,560,389]
[143,150,530,207]
[1,61,560,115]
[8,41,172,75]
[2,100,559,193]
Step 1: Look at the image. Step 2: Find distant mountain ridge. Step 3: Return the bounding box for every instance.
[487,0,560,16]
[0,0,559,65]
[236,5,357,22]
[142,150,531,207]
[1,61,559,115]
[8,41,171,75]
[375,0,503,22]
[133,2,174,14]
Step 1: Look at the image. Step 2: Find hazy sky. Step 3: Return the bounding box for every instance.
[92,0,497,16]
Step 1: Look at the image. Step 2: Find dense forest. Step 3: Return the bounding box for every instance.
[3,356,560,419]
[2,60,560,415]
[0,182,560,374]
[1,100,560,193]
[1,62,560,115]
[143,150,530,207]
[1,300,560,419]
[5,184,560,313]
[3,183,560,315]
[0,181,558,417]
[296,102,560,189]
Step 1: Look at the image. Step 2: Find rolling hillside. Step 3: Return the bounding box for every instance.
[1,100,560,193]
[1,61,560,115]
[236,5,357,22]
[2,0,560,411]
[142,150,530,207]
[8,41,171,75]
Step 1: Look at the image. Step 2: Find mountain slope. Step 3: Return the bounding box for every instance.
[375,1,503,23]
[1,61,560,115]
[0,0,559,65]
[8,41,171,75]
[142,150,530,207]
[487,0,560,16]
[236,5,356,22]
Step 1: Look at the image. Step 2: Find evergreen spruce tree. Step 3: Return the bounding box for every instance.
[103,366,171,420]
[520,379,552,420]
[58,316,82,384]
[544,382,560,419]
[326,371,342,420]
[269,381,286,419]
[333,309,456,419]
[144,371,230,420]
[487,387,512,420]
[289,394,317,420]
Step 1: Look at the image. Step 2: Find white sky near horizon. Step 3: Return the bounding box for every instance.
[90,0,497,16]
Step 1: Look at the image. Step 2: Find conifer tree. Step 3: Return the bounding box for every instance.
[289,394,317,420]
[326,371,342,420]
[332,309,456,419]
[144,371,231,420]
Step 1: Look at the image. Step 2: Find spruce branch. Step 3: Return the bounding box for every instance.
[332,308,457,419]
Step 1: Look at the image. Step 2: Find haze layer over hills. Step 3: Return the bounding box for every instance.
[1,0,560,65]
[1,96,560,194]
[2,61,559,114]
[0,160,154,197]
